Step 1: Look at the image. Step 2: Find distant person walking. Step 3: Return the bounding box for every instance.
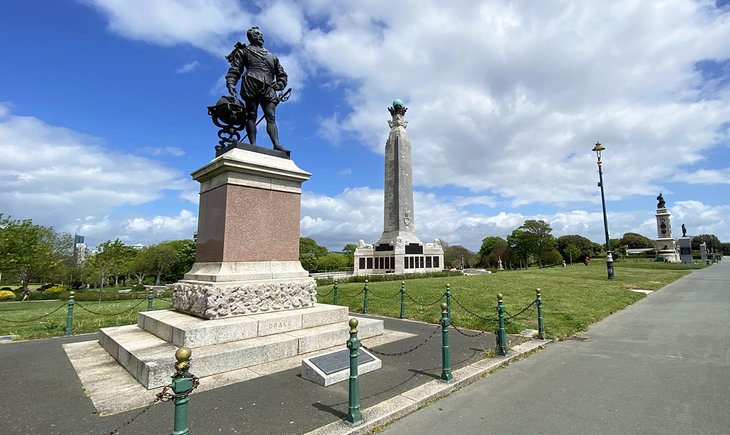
[21,287,31,301]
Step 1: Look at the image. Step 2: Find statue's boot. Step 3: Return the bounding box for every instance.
[273,143,290,154]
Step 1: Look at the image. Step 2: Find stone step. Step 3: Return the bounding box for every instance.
[137,304,349,347]
[99,315,383,389]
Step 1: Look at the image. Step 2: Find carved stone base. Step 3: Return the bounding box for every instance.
[172,277,317,319]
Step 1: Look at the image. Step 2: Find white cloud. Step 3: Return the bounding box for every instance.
[82,0,251,54]
[140,146,186,157]
[176,60,200,74]
[295,0,730,206]
[671,168,730,184]
[125,209,197,236]
[0,104,193,245]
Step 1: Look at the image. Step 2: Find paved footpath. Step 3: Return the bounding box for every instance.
[384,259,730,435]
[0,311,506,434]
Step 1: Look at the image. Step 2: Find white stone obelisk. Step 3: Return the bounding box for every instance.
[354,99,444,275]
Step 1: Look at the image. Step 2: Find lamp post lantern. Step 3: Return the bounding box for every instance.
[592,141,614,279]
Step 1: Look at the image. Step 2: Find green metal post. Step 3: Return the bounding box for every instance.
[64,291,75,336]
[445,283,452,321]
[497,293,507,356]
[333,283,338,305]
[399,281,405,319]
[147,289,154,311]
[171,347,194,435]
[440,302,453,382]
[536,288,544,339]
[363,280,369,314]
[345,318,362,426]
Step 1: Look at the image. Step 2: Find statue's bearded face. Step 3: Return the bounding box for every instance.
[248,28,264,45]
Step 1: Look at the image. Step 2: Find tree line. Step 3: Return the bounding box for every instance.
[0,214,194,290]
[2,214,728,288]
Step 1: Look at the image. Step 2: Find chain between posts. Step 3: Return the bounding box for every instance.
[366,289,402,300]
[0,302,66,323]
[362,324,441,357]
[504,300,536,320]
[403,290,445,307]
[75,298,147,316]
[109,355,199,434]
[450,321,489,337]
[451,296,498,322]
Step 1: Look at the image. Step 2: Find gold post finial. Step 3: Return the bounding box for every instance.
[175,347,192,370]
[349,318,359,333]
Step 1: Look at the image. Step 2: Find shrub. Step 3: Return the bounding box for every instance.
[45,286,67,295]
[0,290,16,301]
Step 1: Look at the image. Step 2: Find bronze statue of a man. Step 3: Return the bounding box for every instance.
[225,26,289,153]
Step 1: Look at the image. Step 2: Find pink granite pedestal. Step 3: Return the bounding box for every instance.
[172,148,317,319]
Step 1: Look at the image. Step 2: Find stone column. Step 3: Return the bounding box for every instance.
[655,206,679,263]
[172,148,316,319]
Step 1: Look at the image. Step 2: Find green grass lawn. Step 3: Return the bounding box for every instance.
[0,260,700,341]
[0,297,173,340]
[317,260,699,339]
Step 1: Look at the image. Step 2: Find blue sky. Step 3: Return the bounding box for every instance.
[1,0,729,252]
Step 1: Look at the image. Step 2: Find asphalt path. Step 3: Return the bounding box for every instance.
[0,313,498,434]
[384,259,730,435]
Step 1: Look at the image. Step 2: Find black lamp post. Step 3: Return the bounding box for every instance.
[593,141,614,279]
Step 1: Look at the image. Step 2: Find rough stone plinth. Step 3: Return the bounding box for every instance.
[172,277,317,319]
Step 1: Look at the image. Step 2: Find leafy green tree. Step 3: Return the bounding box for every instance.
[84,240,124,299]
[164,239,196,282]
[563,243,582,264]
[316,252,348,271]
[721,243,730,256]
[556,235,595,260]
[619,232,654,249]
[299,237,328,272]
[0,215,73,288]
[477,236,508,268]
[342,243,357,268]
[142,241,182,285]
[691,234,722,252]
[507,220,556,268]
[541,248,564,266]
[443,244,474,268]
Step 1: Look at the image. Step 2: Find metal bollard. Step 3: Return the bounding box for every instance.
[147,289,154,311]
[333,283,338,305]
[399,281,405,319]
[497,293,507,356]
[536,288,544,339]
[345,318,362,426]
[171,347,194,435]
[64,291,75,336]
[440,302,453,382]
[445,283,452,321]
[363,280,369,314]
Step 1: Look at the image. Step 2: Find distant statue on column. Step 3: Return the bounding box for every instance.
[681,224,687,237]
[656,192,666,209]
